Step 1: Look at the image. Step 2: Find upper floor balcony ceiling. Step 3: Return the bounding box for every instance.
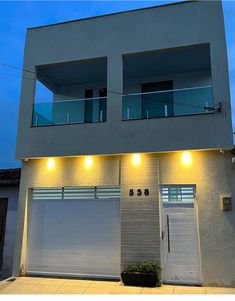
[37,57,107,92]
[36,44,210,91]
[123,44,211,79]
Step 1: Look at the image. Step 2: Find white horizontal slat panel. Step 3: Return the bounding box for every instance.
[63,187,95,199]
[27,191,120,278]
[163,207,200,284]
[32,188,63,200]
[96,186,121,199]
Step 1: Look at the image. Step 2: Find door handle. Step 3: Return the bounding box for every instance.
[167,214,170,253]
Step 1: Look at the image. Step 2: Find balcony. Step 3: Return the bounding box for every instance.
[32,97,107,127]
[122,86,213,120]
[32,57,107,127]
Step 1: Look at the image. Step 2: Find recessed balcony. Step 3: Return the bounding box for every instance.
[122,43,213,121]
[32,57,107,127]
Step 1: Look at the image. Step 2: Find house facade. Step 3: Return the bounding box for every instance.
[13,1,235,287]
[0,169,20,280]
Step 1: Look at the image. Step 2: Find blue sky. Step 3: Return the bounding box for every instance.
[0,0,234,169]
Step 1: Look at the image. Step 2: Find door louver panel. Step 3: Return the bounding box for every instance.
[161,185,195,203]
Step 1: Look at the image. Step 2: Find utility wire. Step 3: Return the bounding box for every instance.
[0,72,35,81]
[0,61,214,110]
[0,70,214,110]
[0,62,35,75]
[0,62,121,95]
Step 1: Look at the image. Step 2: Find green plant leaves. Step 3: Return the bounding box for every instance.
[122,260,161,274]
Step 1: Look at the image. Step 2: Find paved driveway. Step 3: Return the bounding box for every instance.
[0,277,235,294]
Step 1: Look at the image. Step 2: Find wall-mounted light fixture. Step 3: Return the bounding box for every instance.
[181,151,192,166]
[132,153,141,165]
[85,156,92,169]
[47,158,55,170]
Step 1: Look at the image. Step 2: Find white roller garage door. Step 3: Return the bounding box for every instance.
[27,186,120,278]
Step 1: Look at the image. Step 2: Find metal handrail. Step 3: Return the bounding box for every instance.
[123,85,212,97]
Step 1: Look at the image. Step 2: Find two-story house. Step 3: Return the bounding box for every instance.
[13,0,235,287]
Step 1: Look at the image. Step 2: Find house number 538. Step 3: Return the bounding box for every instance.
[129,189,149,196]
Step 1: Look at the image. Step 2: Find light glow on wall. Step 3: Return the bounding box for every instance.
[85,156,93,168]
[47,158,55,169]
[132,154,141,165]
[181,151,192,166]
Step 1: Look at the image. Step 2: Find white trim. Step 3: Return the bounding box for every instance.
[194,197,203,284]
[159,188,166,282]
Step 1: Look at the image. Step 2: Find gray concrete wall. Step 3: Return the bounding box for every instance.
[0,186,19,279]
[12,150,235,286]
[16,0,233,159]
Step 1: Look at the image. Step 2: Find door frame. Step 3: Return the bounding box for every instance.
[159,184,203,285]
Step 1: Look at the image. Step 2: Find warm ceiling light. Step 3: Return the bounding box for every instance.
[47,158,55,169]
[132,153,141,165]
[85,156,92,168]
[181,151,192,166]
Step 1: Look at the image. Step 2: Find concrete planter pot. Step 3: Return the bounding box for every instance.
[121,272,161,287]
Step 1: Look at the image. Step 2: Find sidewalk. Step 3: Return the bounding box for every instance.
[0,277,235,294]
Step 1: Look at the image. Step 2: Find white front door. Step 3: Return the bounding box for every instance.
[161,185,201,285]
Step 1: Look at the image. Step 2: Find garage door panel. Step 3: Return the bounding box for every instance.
[28,250,120,277]
[27,189,120,278]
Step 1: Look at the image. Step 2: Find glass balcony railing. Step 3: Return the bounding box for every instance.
[32,97,107,127]
[122,86,213,120]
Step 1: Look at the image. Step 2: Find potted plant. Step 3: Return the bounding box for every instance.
[121,260,161,287]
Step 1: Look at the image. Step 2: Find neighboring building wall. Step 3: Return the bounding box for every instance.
[0,186,19,279]
[13,150,235,286]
